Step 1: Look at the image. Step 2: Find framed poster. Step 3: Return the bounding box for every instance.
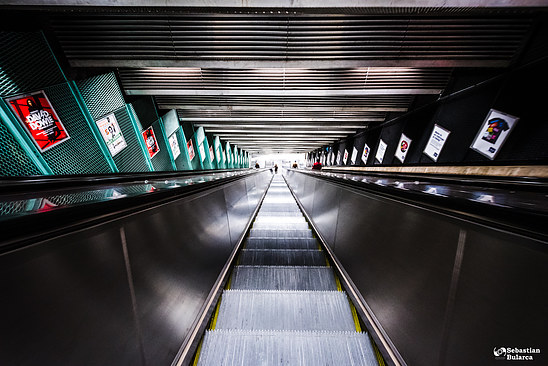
[187,139,195,160]
[142,126,159,158]
[375,139,387,163]
[424,124,450,162]
[336,151,341,165]
[209,145,215,162]
[96,113,127,157]
[351,146,358,164]
[168,132,180,160]
[343,149,349,165]
[6,90,70,152]
[395,133,412,163]
[199,143,206,162]
[470,109,519,160]
[361,143,370,164]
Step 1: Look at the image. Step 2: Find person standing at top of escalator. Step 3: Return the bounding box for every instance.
[274,164,278,173]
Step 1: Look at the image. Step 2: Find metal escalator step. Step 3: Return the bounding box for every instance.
[246,237,319,250]
[238,249,326,266]
[256,211,304,218]
[215,290,356,331]
[252,222,309,230]
[231,266,337,291]
[197,330,378,366]
[248,228,314,238]
[254,215,306,224]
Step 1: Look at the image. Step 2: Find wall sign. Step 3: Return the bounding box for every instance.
[361,143,370,164]
[142,126,159,158]
[470,109,519,160]
[375,139,387,163]
[395,133,412,163]
[343,149,349,165]
[199,143,206,162]
[6,90,70,152]
[168,132,180,160]
[424,124,450,162]
[336,151,341,165]
[96,113,127,157]
[187,139,195,160]
[351,147,358,164]
[209,145,215,162]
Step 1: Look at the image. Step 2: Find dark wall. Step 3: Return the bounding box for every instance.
[286,171,547,366]
[0,171,271,366]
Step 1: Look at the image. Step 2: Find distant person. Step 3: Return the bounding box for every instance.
[274,164,278,173]
[255,162,260,168]
[312,160,322,170]
[292,162,298,168]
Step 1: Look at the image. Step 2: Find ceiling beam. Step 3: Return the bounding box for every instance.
[130,88,441,96]
[180,117,381,123]
[164,105,406,112]
[196,124,366,129]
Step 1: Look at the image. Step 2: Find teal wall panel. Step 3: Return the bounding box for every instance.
[111,106,151,173]
[149,119,174,172]
[0,118,42,176]
[76,72,125,121]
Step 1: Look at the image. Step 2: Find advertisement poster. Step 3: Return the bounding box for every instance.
[351,147,358,164]
[168,132,180,160]
[187,139,195,160]
[470,109,519,160]
[199,143,206,162]
[343,149,349,165]
[375,139,387,163]
[395,133,412,163]
[361,143,370,164]
[209,145,215,162]
[96,113,127,157]
[6,90,70,152]
[142,126,159,158]
[424,124,450,162]
[336,151,341,165]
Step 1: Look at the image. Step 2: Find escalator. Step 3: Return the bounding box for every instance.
[195,174,380,365]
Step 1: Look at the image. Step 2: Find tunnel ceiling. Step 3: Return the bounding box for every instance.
[3,1,543,154]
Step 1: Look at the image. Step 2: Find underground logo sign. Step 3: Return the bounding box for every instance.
[494,347,540,361]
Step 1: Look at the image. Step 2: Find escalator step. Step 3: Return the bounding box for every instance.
[259,204,301,213]
[254,216,307,224]
[256,211,304,218]
[197,330,378,366]
[246,237,318,250]
[238,249,326,266]
[231,266,337,290]
[248,229,314,238]
[252,222,310,230]
[215,290,356,331]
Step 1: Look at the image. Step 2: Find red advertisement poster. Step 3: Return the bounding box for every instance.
[142,126,160,158]
[187,139,195,160]
[6,90,70,152]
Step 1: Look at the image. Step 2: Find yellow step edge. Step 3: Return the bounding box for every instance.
[191,338,204,366]
[349,301,362,333]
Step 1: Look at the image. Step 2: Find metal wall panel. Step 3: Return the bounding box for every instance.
[224,178,252,246]
[285,171,547,366]
[0,223,142,366]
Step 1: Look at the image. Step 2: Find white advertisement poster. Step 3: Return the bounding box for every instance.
[96,113,127,157]
[470,109,519,160]
[375,139,387,163]
[199,143,206,162]
[336,151,341,165]
[361,143,370,164]
[351,147,358,164]
[424,124,451,161]
[343,149,349,165]
[168,132,180,160]
[395,133,412,163]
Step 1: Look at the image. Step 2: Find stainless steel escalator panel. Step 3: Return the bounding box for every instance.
[238,249,326,266]
[245,237,319,250]
[231,266,337,291]
[197,330,378,366]
[215,290,357,332]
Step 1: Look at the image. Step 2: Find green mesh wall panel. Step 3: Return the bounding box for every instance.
[41,83,111,175]
[111,106,150,173]
[150,119,174,172]
[0,32,65,98]
[0,120,42,176]
[76,72,125,120]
